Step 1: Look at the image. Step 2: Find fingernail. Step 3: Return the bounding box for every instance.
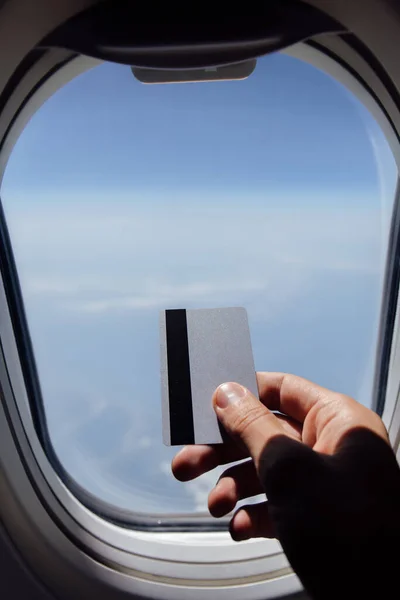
[215,382,247,408]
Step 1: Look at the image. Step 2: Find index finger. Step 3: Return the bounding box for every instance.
[257,372,334,423]
[171,441,247,482]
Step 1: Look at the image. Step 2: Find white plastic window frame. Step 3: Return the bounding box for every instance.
[382,293,400,450]
[0,40,399,600]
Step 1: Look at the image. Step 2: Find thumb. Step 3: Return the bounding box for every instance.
[213,382,285,468]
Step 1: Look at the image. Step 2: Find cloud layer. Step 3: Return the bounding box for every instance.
[0,193,388,514]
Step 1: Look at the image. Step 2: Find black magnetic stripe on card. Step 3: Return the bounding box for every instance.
[165,309,195,445]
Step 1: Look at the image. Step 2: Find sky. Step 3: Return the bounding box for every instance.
[0,53,398,516]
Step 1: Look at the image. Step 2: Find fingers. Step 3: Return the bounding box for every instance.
[213,382,293,469]
[230,502,275,541]
[256,373,389,453]
[173,372,323,484]
[172,413,302,482]
[172,441,247,482]
[274,413,303,440]
[208,459,264,517]
[256,372,334,423]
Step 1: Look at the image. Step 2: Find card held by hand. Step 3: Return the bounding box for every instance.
[160,307,258,446]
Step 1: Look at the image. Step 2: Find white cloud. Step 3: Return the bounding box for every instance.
[160,460,222,512]
[4,198,383,322]
[0,194,386,513]
[69,280,266,314]
[119,433,153,456]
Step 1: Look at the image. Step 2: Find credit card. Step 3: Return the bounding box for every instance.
[160,307,258,445]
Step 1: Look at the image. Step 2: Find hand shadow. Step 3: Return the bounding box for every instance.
[256,428,400,600]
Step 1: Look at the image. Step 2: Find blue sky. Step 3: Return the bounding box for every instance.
[0,53,398,514]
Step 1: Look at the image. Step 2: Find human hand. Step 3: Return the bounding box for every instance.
[172,372,388,538]
[172,373,400,599]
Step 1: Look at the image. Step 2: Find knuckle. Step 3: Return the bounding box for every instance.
[229,404,271,438]
[372,413,389,438]
[335,392,354,407]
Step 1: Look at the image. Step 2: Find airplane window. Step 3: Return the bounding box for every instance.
[0,53,397,516]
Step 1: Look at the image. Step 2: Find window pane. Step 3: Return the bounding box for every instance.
[1,53,397,515]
